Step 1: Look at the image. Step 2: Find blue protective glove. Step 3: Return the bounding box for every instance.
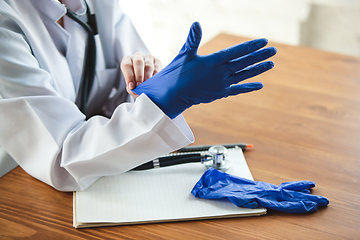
[191,168,329,214]
[133,22,277,119]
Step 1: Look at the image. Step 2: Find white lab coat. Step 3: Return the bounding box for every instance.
[0,0,194,191]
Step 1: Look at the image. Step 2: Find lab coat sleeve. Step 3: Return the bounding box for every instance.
[0,94,194,191]
[0,8,194,191]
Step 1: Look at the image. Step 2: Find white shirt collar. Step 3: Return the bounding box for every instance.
[62,0,87,15]
[31,0,86,23]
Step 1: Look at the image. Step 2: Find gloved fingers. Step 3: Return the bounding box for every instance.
[178,22,202,57]
[214,38,269,65]
[226,61,274,86]
[299,189,311,194]
[259,199,321,214]
[227,82,264,96]
[226,47,277,74]
[279,180,316,191]
[314,196,330,207]
[282,190,330,207]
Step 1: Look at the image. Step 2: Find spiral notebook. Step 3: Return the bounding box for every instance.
[73,147,266,228]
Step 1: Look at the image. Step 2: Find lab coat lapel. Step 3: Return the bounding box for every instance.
[0,0,76,101]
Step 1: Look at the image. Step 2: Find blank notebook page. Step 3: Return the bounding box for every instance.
[73,148,266,228]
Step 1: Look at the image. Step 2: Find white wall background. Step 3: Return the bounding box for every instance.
[120,0,360,65]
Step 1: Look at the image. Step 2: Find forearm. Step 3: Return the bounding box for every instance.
[61,94,194,190]
[0,94,193,191]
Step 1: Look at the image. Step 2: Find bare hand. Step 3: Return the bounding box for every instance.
[121,52,163,99]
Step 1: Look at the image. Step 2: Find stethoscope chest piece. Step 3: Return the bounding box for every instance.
[205,145,231,171]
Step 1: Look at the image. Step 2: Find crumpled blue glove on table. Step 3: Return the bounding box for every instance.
[133,22,277,119]
[191,168,329,214]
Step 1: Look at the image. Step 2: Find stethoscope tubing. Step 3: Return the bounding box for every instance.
[131,153,209,171]
[65,2,97,117]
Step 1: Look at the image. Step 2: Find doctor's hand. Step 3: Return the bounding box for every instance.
[132,22,277,119]
[121,52,163,99]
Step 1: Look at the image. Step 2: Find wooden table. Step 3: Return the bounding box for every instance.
[1,34,360,239]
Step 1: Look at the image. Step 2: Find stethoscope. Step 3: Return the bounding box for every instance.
[204,145,232,171]
[131,145,236,172]
[65,1,97,117]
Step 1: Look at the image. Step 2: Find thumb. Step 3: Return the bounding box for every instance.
[178,22,202,57]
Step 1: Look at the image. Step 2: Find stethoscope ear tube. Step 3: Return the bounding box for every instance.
[131,153,211,171]
[130,145,234,171]
[65,2,97,117]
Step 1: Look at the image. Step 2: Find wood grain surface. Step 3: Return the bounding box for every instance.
[1,33,360,239]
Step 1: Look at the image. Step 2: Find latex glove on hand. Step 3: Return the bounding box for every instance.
[191,168,329,214]
[133,22,277,119]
